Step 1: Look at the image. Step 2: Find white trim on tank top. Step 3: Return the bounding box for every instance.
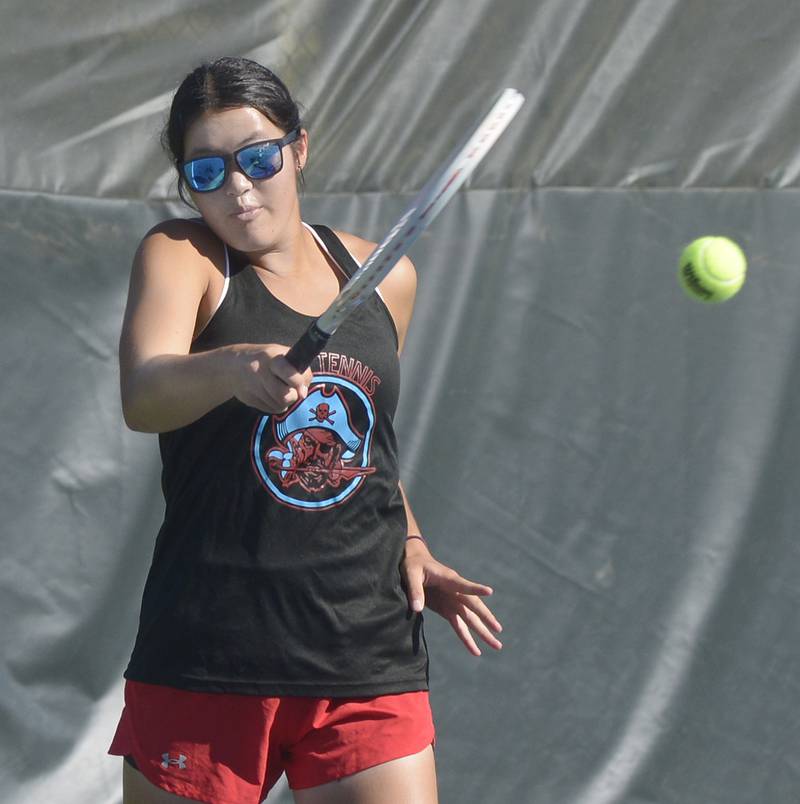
[212,240,231,314]
[301,221,386,303]
[196,221,382,342]
[189,218,230,342]
[212,221,384,314]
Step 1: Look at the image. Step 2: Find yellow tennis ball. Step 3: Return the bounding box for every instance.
[678,236,747,303]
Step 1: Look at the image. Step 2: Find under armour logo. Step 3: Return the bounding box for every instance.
[161,752,187,770]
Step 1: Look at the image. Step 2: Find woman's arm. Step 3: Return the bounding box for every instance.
[119,221,312,433]
[399,483,504,656]
[339,230,503,654]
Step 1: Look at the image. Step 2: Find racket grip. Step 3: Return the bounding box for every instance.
[285,321,331,372]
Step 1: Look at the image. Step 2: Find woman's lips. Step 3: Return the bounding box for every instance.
[232,206,261,222]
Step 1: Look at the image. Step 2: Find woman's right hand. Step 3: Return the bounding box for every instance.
[227,343,313,413]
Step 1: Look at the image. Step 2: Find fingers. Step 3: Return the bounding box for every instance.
[446,595,502,654]
[270,352,314,397]
[455,578,494,597]
[232,344,314,413]
[447,604,503,656]
[424,584,504,656]
[427,563,494,598]
[460,600,503,651]
[414,559,503,653]
[461,593,503,638]
[401,561,426,613]
[452,613,482,657]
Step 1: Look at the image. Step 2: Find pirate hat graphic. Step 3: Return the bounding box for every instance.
[274,388,362,459]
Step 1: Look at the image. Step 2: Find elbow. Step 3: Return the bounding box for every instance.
[122,409,151,433]
[121,398,157,433]
[120,376,161,433]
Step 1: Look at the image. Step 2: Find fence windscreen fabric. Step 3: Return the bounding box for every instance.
[2,2,799,802]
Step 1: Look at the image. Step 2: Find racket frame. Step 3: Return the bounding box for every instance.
[286,88,525,371]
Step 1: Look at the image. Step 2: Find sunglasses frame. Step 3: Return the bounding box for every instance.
[181,127,301,193]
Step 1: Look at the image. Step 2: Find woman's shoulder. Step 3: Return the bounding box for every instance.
[332,228,417,282]
[136,217,227,276]
[330,228,374,262]
[141,217,222,252]
[330,228,417,349]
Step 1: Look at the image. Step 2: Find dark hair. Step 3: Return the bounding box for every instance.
[163,57,303,204]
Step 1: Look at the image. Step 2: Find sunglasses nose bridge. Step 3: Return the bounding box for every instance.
[224,155,256,193]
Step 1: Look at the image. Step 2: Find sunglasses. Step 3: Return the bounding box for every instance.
[181,127,301,193]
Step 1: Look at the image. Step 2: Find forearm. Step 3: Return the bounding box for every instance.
[121,347,237,433]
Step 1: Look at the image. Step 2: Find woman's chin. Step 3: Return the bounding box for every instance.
[215,220,277,255]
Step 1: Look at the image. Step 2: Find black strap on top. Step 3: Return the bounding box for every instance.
[310,224,360,279]
[283,224,361,371]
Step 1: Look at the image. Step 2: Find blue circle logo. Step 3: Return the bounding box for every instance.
[252,375,376,510]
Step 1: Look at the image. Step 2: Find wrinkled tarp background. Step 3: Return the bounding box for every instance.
[2,1,800,802]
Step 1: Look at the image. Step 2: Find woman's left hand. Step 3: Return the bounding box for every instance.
[401,539,503,656]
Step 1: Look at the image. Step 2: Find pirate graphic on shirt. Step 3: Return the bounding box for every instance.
[252,378,377,510]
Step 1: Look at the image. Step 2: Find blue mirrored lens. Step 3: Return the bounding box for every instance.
[237,143,282,179]
[184,157,225,192]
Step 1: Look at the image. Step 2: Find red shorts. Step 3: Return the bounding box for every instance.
[108,680,434,804]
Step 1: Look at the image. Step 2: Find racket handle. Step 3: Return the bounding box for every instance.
[285,320,331,372]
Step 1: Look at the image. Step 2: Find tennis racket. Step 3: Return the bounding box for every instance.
[285,87,525,371]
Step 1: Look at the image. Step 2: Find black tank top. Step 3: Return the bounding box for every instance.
[124,223,429,696]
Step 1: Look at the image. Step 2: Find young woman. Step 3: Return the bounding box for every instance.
[109,57,503,804]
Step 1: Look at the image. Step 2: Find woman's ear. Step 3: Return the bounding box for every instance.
[293,128,309,172]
